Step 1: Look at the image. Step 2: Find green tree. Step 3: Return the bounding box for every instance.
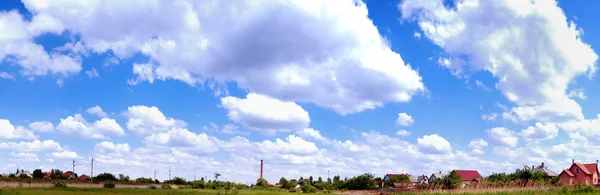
[301,183,317,193]
[94,173,116,181]
[118,174,130,182]
[50,169,64,180]
[279,177,289,188]
[288,179,297,189]
[32,169,43,179]
[256,178,269,186]
[171,177,186,185]
[384,174,410,188]
[214,173,221,181]
[442,171,463,189]
[308,176,313,185]
[342,173,376,190]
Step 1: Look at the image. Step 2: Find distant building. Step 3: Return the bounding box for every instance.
[408,175,428,185]
[429,171,448,183]
[78,174,90,180]
[453,170,482,188]
[559,159,599,185]
[532,162,558,178]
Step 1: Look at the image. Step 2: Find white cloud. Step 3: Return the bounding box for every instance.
[21,0,425,115]
[220,93,310,135]
[56,114,125,139]
[413,31,421,39]
[0,11,81,81]
[0,72,14,80]
[417,134,451,154]
[400,0,597,123]
[85,68,100,78]
[475,80,490,91]
[559,114,600,142]
[487,127,518,147]
[481,112,498,121]
[395,130,410,136]
[468,139,488,155]
[521,122,558,141]
[203,123,248,135]
[86,105,108,117]
[567,87,587,100]
[145,128,220,155]
[0,140,62,152]
[28,121,54,133]
[95,141,131,154]
[51,151,79,159]
[396,113,414,126]
[0,119,36,139]
[10,152,39,161]
[124,105,186,135]
[296,128,331,144]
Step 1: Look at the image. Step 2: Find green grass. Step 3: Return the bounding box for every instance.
[0,188,318,195]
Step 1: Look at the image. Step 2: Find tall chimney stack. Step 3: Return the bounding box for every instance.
[542,162,544,168]
[572,159,575,164]
[260,159,264,179]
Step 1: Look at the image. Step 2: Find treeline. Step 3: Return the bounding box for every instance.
[269,173,378,192]
[483,165,560,187]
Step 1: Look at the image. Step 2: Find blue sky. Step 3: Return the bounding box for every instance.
[1,0,600,183]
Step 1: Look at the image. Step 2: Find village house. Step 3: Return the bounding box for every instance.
[15,170,33,178]
[78,174,90,180]
[559,159,599,185]
[408,175,428,185]
[532,162,558,178]
[428,171,448,183]
[383,174,403,181]
[453,170,483,188]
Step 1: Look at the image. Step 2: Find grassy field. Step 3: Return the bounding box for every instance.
[0,187,598,195]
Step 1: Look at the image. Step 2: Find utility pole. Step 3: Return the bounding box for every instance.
[72,159,76,174]
[154,170,156,181]
[328,170,330,181]
[169,170,171,181]
[90,158,94,182]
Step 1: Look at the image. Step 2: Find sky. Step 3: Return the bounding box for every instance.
[1,0,600,184]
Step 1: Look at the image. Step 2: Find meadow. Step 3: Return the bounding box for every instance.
[0,187,598,195]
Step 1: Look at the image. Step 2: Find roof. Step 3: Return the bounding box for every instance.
[453,170,482,181]
[408,175,428,183]
[574,163,592,175]
[78,174,89,180]
[561,169,574,177]
[533,164,558,177]
[430,173,448,179]
[583,163,598,175]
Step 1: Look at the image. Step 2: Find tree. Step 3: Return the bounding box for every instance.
[171,177,186,185]
[342,173,376,190]
[308,176,314,185]
[33,169,43,179]
[50,169,64,180]
[118,174,130,182]
[256,178,269,186]
[442,171,463,189]
[301,183,317,193]
[214,173,221,181]
[94,173,117,181]
[279,177,289,188]
[384,174,410,188]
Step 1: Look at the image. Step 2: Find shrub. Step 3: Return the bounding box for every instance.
[300,183,317,193]
[171,177,186,185]
[148,185,157,190]
[190,180,206,189]
[256,178,269,186]
[161,184,172,189]
[32,169,43,179]
[94,173,116,181]
[103,182,116,189]
[52,181,67,188]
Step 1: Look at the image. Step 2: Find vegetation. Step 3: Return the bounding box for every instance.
[52,181,67,188]
[103,182,116,189]
[32,169,43,179]
[384,174,411,187]
[300,183,317,193]
[256,178,269,187]
[93,173,116,181]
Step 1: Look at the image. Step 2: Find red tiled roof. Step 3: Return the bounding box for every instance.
[453,170,482,181]
[575,163,592,175]
[78,174,89,180]
[561,169,574,177]
[583,163,598,175]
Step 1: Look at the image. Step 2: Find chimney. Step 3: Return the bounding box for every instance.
[260,159,264,179]
[439,171,441,174]
[572,159,575,164]
[542,162,544,168]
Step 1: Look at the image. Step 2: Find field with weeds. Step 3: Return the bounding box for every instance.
[0,187,599,195]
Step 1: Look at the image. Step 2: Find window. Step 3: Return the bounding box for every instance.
[576,168,579,173]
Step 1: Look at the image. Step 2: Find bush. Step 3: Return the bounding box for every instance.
[256,178,269,186]
[94,173,116,181]
[52,181,67,188]
[171,177,186,185]
[148,185,157,190]
[161,184,172,189]
[190,180,206,189]
[32,169,43,179]
[300,183,317,193]
[103,182,116,189]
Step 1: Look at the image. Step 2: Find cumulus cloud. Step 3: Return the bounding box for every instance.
[21,0,425,115]
[203,123,248,135]
[487,127,518,147]
[417,134,451,154]
[28,121,54,133]
[400,0,597,123]
[481,112,498,121]
[468,139,488,155]
[559,114,600,142]
[0,119,36,139]
[56,114,125,139]
[220,93,310,135]
[0,72,15,80]
[124,105,186,135]
[475,80,490,91]
[396,113,414,126]
[51,151,79,159]
[85,68,100,78]
[395,130,410,136]
[0,11,81,81]
[86,105,107,117]
[521,122,559,141]
[0,140,62,152]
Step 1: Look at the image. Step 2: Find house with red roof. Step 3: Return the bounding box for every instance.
[559,159,599,185]
[453,170,483,188]
[78,174,90,180]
